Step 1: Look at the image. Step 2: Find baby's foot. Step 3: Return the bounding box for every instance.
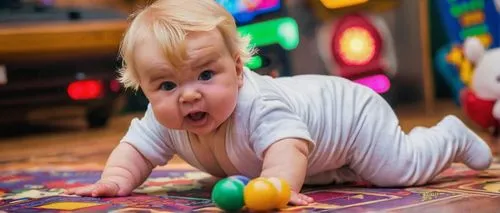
[438,115,493,170]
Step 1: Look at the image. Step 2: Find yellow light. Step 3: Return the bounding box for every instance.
[339,27,375,65]
[320,0,369,9]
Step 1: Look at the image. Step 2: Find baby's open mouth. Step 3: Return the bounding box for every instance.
[187,112,207,121]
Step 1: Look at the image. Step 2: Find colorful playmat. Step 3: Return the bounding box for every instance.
[1,163,500,212]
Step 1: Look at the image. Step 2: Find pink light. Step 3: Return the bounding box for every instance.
[257,0,279,9]
[353,74,391,94]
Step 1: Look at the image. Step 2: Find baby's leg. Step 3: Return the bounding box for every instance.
[348,95,492,187]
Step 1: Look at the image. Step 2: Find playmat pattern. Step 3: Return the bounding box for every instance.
[1,163,500,212]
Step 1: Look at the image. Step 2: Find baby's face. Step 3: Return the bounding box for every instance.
[134,29,243,135]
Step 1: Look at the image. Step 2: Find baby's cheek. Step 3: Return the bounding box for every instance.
[204,84,238,115]
[152,98,182,128]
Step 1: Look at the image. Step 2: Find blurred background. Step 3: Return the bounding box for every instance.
[0,0,499,152]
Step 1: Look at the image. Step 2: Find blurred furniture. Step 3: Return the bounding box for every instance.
[0,4,128,128]
[0,20,127,62]
[419,0,434,113]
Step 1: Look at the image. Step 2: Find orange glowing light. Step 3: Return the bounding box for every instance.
[338,27,376,65]
[320,0,368,9]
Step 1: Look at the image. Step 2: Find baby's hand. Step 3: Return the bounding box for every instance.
[65,178,132,197]
[289,191,314,206]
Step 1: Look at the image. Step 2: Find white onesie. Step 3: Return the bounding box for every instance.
[122,68,492,187]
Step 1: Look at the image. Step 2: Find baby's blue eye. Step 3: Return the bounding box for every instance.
[198,70,214,81]
[160,81,176,91]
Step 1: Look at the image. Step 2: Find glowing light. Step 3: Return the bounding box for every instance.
[320,0,368,9]
[238,17,300,50]
[216,0,281,24]
[338,27,376,65]
[278,21,300,50]
[67,80,103,100]
[353,74,391,94]
[246,55,263,70]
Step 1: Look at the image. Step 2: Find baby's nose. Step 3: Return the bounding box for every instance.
[179,89,201,104]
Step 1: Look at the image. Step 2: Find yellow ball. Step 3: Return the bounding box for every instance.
[243,177,278,211]
[267,177,292,208]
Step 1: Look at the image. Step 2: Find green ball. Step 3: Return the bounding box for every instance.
[211,178,245,211]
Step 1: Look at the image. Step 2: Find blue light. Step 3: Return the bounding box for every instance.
[215,0,281,24]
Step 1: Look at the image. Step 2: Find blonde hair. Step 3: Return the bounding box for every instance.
[118,0,255,90]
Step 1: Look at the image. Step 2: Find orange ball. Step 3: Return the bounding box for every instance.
[244,177,278,211]
[267,177,292,208]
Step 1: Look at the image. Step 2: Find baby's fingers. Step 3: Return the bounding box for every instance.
[298,193,314,203]
[64,180,120,197]
[64,185,97,196]
[91,182,120,197]
[289,192,314,206]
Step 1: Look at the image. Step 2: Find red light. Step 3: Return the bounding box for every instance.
[331,14,382,78]
[67,80,103,100]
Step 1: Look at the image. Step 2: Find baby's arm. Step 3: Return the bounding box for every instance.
[66,142,153,197]
[260,138,314,206]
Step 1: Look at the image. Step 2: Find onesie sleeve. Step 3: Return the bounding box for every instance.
[249,97,315,160]
[120,104,175,167]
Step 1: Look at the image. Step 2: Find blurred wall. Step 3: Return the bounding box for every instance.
[286,0,329,76]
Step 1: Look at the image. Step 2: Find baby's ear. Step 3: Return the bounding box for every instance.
[234,54,244,86]
[463,37,485,63]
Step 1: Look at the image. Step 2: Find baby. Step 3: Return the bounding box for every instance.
[66,0,493,206]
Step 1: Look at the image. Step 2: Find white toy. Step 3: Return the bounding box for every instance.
[463,37,500,121]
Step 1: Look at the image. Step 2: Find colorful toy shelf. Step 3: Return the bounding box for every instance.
[434,0,500,103]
